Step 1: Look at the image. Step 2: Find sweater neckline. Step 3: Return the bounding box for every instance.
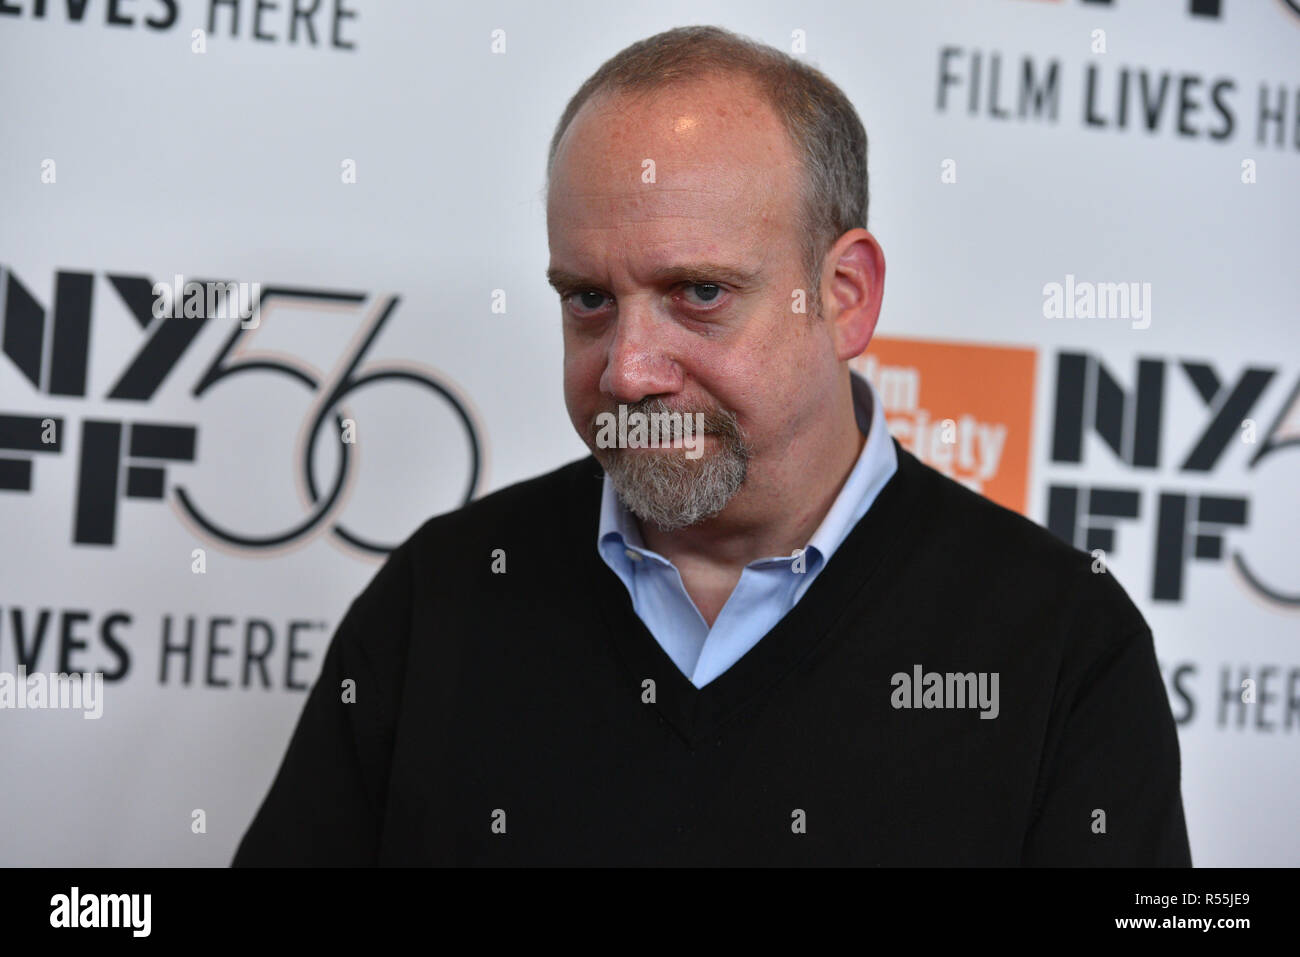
[572,436,926,746]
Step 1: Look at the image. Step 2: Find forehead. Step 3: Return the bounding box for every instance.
[547,75,803,265]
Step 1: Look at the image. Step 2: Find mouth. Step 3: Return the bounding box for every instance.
[589,405,725,453]
[617,432,712,447]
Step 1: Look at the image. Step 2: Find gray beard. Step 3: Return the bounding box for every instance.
[590,400,752,532]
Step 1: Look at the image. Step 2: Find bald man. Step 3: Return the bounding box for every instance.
[234,26,1191,867]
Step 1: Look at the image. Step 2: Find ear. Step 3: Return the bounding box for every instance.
[821,229,885,361]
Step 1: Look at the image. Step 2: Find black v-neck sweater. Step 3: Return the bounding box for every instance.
[233,439,1192,866]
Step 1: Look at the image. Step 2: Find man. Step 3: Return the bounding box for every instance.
[233,25,1191,866]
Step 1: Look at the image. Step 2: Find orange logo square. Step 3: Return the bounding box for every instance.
[851,336,1037,514]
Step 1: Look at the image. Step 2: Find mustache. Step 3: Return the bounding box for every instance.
[586,397,744,441]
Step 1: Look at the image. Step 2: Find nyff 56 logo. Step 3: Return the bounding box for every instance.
[0,265,482,555]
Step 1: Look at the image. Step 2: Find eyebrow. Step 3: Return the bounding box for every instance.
[546,262,761,293]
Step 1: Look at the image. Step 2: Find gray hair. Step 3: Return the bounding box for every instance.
[546,25,869,320]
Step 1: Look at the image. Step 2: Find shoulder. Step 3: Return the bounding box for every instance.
[893,441,1150,645]
[403,454,602,557]
[326,454,601,662]
[349,453,600,604]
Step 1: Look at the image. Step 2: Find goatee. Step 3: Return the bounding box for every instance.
[590,398,752,532]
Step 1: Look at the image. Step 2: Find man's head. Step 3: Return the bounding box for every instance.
[546,26,884,534]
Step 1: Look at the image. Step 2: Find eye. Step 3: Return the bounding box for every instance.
[563,289,613,315]
[560,281,728,316]
[675,282,732,312]
[683,282,723,305]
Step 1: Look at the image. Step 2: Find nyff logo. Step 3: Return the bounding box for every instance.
[1047,351,1300,607]
[0,265,482,555]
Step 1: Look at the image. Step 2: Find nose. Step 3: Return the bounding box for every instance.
[598,302,682,403]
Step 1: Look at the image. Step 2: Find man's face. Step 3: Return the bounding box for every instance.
[547,75,840,532]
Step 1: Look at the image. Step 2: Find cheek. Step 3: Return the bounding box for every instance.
[562,338,603,424]
[563,340,599,391]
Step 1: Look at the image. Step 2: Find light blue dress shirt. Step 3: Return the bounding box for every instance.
[597,371,898,689]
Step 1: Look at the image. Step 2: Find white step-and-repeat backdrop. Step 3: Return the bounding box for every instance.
[1,0,1296,865]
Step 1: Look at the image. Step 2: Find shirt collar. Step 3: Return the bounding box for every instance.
[597,369,895,569]
[803,368,897,565]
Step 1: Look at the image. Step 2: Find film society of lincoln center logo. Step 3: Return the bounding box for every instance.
[0,265,483,556]
[851,336,1036,514]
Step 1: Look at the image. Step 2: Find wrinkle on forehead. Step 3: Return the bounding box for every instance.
[547,82,803,275]
[558,183,762,225]
[549,76,800,208]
